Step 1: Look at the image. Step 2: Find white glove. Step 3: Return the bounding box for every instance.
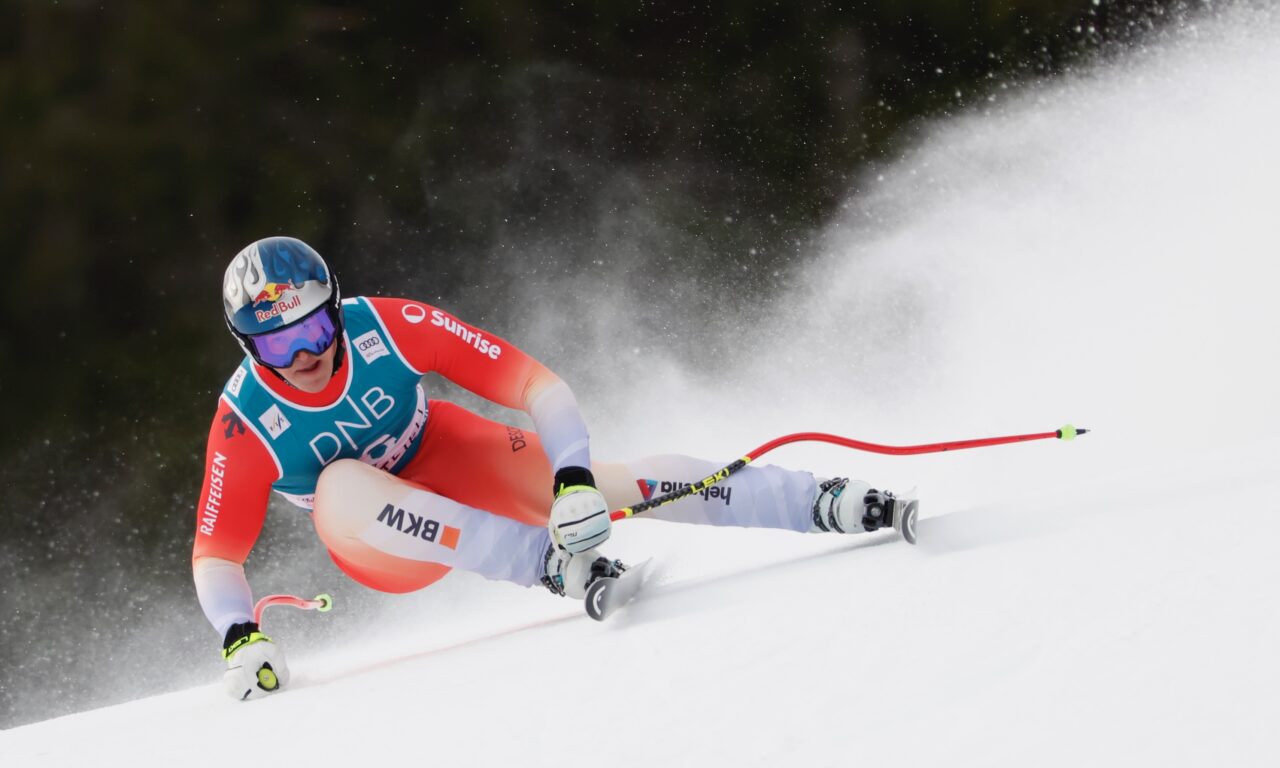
[222,622,290,701]
[548,466,611,554]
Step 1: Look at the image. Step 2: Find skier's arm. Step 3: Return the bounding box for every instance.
[369,297,591,471]
[191,397,278,638]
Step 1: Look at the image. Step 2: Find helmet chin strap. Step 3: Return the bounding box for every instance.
[330,335,346,377]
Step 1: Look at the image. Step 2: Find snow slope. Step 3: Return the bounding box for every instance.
[5,4,1280,766]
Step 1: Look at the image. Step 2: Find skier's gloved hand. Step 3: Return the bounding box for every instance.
[222,621,290,701]
[548,466,611,554]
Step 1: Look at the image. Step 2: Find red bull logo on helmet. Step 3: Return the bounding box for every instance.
[252,281,296,306]
[254,293,303,322]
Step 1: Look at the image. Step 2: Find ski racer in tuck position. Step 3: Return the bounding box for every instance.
[195,236,917,700]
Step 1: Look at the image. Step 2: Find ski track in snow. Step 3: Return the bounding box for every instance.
[5,5,1280,766]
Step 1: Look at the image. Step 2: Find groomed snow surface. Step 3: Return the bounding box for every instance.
[5,4,1279,765]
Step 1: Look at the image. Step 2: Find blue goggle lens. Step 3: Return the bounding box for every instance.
[249,308,337,367]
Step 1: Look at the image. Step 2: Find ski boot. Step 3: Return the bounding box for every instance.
[540,544,627,599]
[811,479,918,545]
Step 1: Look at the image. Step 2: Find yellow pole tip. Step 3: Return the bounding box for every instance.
[256,667,279,690]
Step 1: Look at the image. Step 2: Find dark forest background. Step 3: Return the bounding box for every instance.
[0,0,1183,727]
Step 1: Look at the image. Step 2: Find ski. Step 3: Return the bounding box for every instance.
[585,559,653,621]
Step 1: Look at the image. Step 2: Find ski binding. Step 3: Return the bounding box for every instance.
[585,559,652,621]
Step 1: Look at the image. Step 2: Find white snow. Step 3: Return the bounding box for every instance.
[5,4,1280,766]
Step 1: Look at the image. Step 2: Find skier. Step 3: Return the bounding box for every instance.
[195,236,917,700]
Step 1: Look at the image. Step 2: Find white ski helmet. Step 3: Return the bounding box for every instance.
[222,237,345,370]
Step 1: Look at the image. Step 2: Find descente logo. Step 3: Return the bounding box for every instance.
[430,309,502,360]
[507,426,527,452]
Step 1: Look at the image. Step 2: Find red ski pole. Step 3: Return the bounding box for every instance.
[253,593,334,625]
[610,424,1088,521]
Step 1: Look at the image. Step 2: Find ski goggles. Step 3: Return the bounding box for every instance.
[248,306,337,368]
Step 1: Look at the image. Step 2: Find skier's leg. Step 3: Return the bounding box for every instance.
[594,456,917,541]
[399,401,808,530]
[313,459,553,593]
[591,455,819,532]
[398,401,691,529]
[394,401,909,544]
[325,401,625,596]
[396,400,555,527]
